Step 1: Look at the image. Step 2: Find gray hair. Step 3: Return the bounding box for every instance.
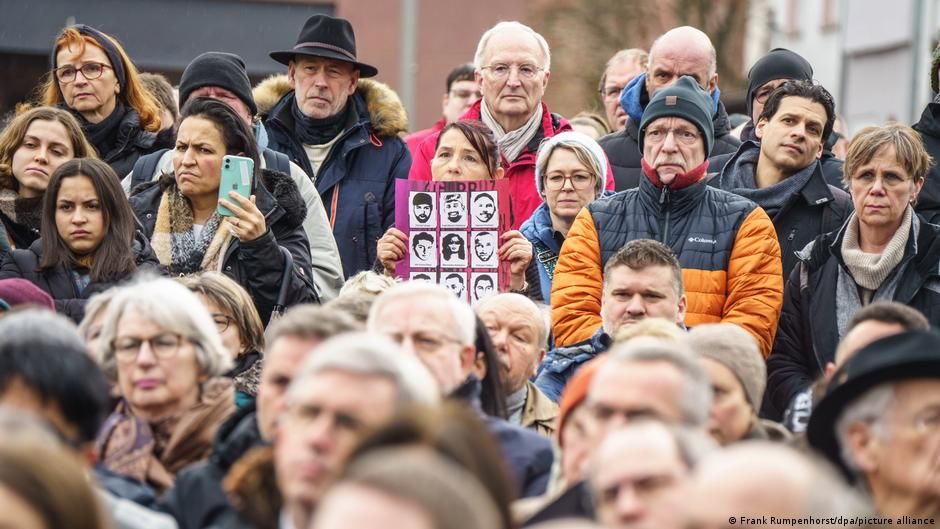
[78,288,121,344]
[368,282,476,346]
[473,21,552,71]
[265,304,361,347]
[340,271,397,297]
[1,309,84,352]
[607,338,712,428]
[475,293,549,349]
[96,277,231,381]
[835,383,896,474]
[286,332,440,407]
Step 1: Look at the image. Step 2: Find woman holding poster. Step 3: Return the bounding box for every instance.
[376,121,537,299]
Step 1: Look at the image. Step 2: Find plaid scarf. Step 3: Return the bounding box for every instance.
[150,185,233,275]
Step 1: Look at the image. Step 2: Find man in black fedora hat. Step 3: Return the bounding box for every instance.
[264,14,411,278]
[808,330,940,522]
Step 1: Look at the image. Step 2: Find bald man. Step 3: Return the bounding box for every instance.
[476,293,558,437]
[598,26,741,190]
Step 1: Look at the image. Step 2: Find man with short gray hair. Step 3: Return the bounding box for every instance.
[368,282,554,498]
[808,330,940,523]
[408,21,612,226]
[274,332,439,529]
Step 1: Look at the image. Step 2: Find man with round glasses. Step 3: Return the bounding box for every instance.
[409,21,613,229]
[552,77,784,360]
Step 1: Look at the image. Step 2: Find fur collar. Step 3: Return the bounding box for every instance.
[132,168,307,230]
[254,75,408,137]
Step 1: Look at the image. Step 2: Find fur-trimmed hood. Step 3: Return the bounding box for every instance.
[253,74,408,137]
[130,168,307,230]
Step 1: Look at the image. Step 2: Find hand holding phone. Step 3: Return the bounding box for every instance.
[218,155,255,217]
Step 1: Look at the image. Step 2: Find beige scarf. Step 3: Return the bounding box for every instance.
[479,99,543,162]
[150,186,234,274]
[841,206,912,291]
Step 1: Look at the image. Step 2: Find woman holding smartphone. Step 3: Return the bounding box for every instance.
[129,97,316,324]
[0,158,161,322]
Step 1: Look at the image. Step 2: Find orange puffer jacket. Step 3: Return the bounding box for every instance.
[551,176,784,357]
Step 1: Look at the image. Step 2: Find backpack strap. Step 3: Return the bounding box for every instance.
[531,239,559,282]
[129,149,170,192]
[262,148,292,175]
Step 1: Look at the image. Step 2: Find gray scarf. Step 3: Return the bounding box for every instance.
[719,141,816,217]
[479,99,543,162]
[506,384,528,426]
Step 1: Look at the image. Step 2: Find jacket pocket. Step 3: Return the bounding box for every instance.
[363,193,381,266]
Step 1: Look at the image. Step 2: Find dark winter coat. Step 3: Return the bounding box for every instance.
[534,328,611,403]
[711,141,854,279]
[766,214,940,418]
[262,78,411,277]
[0,232,162,322]
[599,73,741,191]
[161,405,264,529]
[129,169,317,325]
[913,101,940,224]
[84,107,174,179]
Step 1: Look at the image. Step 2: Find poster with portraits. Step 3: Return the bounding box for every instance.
[396,179,510,304]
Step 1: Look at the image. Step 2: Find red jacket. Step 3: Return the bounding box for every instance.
[404,117,446,155]
[407,100,615,228]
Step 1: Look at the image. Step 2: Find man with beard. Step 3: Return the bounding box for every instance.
[473,232,496,263]
[473,193,497,224]
[443,194,466,224]
[412,192,434,224]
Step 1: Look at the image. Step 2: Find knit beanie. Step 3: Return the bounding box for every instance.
[745,48,813,118]
[179,52,258,116]
[0,279,55,311]
[557,356,607,447]
[638,76,715,156]
[534,131,609,197]
[685,323,766,411]
[931,42,940,93]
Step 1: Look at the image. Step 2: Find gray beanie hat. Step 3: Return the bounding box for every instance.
[639,76,715,156]
[534,131,608,197]
[685,323,766,410]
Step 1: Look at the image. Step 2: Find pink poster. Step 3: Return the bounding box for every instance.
[395,179,511,304]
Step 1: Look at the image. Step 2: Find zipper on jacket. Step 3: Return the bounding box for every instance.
[659,185,671,243]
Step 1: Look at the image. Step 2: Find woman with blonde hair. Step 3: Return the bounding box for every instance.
[0,106,96,262]
[41,24,173,176]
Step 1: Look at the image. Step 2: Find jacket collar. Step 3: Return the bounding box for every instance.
[638,166,708,216]
[462,100,570,160]
[720,139,835,208]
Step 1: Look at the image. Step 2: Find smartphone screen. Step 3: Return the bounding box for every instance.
[217,155,255,217]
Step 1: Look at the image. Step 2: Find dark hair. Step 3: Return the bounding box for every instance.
[140,72,179,125]
[442,233,466,261]
[412,232,434,250]
[40,158,138,282]
[473,193,495,204]
[348,402,514,529]
[847,301,930,333]
[474,275,494,289]
[179,97,261,188]
[445,272,465,284]
[757,80,836,142]
[436,120,500,176]
[0,310,110,444]
[413,192,433,206]
[603,239,683,298]
[474,315,508,420]
[445,63,476,93]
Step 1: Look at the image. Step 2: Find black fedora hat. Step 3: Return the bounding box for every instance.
[807,330,940,480]
[270,14,378,78]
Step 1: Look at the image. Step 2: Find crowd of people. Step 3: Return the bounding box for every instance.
[2,10,940,529]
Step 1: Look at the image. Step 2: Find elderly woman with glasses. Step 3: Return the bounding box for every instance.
[520,131,608,304]
[94,277,234,494]
[40,24,173,176]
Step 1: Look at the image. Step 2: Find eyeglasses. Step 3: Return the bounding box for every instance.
[753,80,789,105]
[480,63,544,80]
[211,314,234,334]
[644,127,701,146]
[54,62,112,83]
[385,331,462,354]
[112,333,188,363]
[545,173,596,190]
[450,88,482,99]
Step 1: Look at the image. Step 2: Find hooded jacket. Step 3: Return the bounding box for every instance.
[0,231,162,322]
[407,100,616,229]
[766,214,940,419]
[129,169,317,325]
[599,73,741,191]
[161,405,264,529]
[260,77,411,277]
[913,101,940,223]
[712,140,853,279]
[551,174,784,357]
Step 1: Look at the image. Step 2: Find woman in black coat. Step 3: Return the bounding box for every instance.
[0,158,161,322]
[129,97,317,324]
